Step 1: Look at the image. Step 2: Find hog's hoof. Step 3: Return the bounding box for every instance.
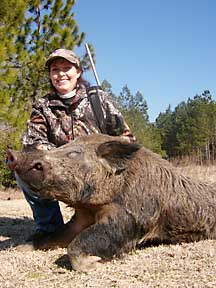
[68,251,102,272]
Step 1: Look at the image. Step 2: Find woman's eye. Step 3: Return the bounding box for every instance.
[64,66,72,70]
[51,68,58,72]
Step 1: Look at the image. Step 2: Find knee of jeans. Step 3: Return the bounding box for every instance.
[15,172,43,203]
[15,172,58,206]
[15,173,35,196]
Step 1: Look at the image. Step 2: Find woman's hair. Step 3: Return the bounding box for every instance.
[77,74,90,88]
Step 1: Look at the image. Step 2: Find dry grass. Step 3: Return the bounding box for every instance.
[176,164,216,184]
[0,165,216,287]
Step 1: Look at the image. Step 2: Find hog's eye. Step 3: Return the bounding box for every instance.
[67,147,82,159]
[33,163,43,171]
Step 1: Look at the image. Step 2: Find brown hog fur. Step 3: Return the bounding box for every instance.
[9,134,216,271]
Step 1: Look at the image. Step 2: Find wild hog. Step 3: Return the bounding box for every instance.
[7,134,216,271]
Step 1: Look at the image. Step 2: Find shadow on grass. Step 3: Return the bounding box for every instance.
[55,254,72,270]
[0,216,35,249]
[0,216,73,271]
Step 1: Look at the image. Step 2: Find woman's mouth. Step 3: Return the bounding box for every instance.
[57,80,68,85]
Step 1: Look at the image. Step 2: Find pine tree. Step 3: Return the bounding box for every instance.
[0,0,86,150]
[156,90,216,162]
[117,85,163,154]
[155,105,177,157]
[101,79,117,103]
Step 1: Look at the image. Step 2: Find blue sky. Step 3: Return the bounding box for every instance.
[73,1,216,122]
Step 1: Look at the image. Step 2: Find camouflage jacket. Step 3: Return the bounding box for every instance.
[22,85,135,150]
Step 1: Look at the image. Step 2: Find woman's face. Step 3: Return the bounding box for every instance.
[49,58,82,94]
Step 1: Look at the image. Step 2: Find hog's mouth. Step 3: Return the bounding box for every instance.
[19,158,52,184]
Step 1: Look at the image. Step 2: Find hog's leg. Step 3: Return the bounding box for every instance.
[33,208,95,250]
[67,205,136,271]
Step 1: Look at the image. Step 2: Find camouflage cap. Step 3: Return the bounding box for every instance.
[45,48,80,68]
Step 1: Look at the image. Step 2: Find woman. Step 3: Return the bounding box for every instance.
[8,48,135,246]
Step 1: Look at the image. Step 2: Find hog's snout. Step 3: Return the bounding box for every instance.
[6,150,18,170]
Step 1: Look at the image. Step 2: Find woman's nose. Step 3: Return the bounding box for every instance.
[58,70,66,76]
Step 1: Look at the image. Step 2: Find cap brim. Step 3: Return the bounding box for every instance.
[45,56,79,67]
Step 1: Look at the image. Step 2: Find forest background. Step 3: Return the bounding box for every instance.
[0,0,216,188]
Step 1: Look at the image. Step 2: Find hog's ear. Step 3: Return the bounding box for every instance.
[96,140,141,173]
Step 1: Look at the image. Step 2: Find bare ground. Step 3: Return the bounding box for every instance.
[0,165,216,288]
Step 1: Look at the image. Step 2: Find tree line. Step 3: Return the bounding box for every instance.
[0,1,215,187]
[156,90,216,164]
[102,83,216,165]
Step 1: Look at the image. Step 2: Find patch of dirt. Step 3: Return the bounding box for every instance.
[0,195,216,288]
[0,187,24,200]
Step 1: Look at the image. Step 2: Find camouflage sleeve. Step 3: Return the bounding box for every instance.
[21,98,56,150]
[100,91,136,143]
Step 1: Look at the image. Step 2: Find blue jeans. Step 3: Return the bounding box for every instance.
[15,173,64,233]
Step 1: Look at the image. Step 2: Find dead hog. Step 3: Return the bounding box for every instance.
[7,134,216,271]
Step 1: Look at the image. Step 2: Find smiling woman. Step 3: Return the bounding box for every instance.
[47,49,82,95]
[49,59,81,95]
[6,48,136,247]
